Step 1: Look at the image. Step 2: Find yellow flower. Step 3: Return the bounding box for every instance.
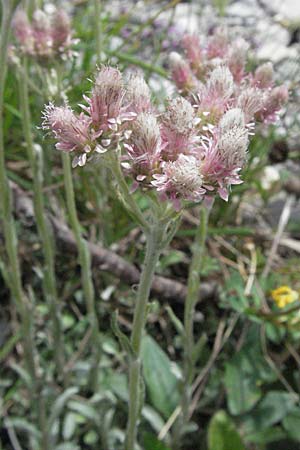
[271,286,299,308]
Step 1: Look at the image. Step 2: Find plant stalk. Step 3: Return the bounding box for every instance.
[174,205,210,448]
[107,152,149,231]
[18,58,65,381]
[0,3,49,448]
[0,0,36,378]
[62,152,101,389]
[93,0,102,63]
[125,222,166,450]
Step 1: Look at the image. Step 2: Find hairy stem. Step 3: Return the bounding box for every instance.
[174,206,210,448]
[0,2,49,447]
[0,0,36,377]
[125,223,166,450]
[62,152,101,389]
[18,59,65,381]
[107,152,149,231]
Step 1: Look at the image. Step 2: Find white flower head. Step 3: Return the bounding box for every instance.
[207,66,234,99]
[219,108,245,131]
[162,96,196,135]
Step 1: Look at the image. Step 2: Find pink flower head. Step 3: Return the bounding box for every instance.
[12,7,75,61]
[152,154,205,209]
[123,112,162,183]
[42,103,94,166]
[218,109,249,170]
[253,62,274,89]
[181,34,202,72]
[237,87,264,123]
[227,38,249,83]
[169,52,197,93]
[258,85,289,123]
[160,96,199,160]
[194,66,234,126]
[206,27,229,60]
[12,9,34,54]
[125,72,152,114]
[200,108,248,201]
[88,67,125,130]
[31,10,53,58]
[207,65,234,100]
[51,9,72,51]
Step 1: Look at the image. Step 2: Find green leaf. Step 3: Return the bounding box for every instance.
[62,413,77,440]
[225,340,276,415]
[48,387,79,430]
[246,426,287,444]
[68,400,99,423]
[141,335,180,419]
[165,306,184,336]
[207,410,245,450]
[55,444,80,450]
[142,406,165,434]
[242,391,298,434]
[283,408,300,441]
[7,418,41,440]
[159,250,186,270]
[111,311,135,358]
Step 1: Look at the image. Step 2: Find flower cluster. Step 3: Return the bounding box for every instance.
[43,50,286,209]
[170,28,288,126]
[12,8,76,61]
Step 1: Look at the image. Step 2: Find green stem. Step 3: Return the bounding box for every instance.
[174,206,210,448]
[0,0,36,377]
[184,207,209,366]
[62,152,101,389]
[18,58,65,381]
[93,0,102,63]
[0,3,49,448]
[107,152,149,231]
[106,50,168,78]
[125,223,166,450]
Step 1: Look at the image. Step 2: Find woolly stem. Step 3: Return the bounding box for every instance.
[173,205,210,448]
[62,152,101,390]
[125,222,166,450]
[18,58,65,382]
[0,3,49,448]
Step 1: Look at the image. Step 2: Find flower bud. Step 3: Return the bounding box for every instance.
[207,65,234,100]
[152,154,205,208]
[128,113,161,160]
[254,62,274,89]
[228,38,249,82]
[12,9,34,54]
[126,72,152,114]
[218,125,249,169]
[219,109,248,169]
[237,88,264,122]
[259,85,289,123]
[51,9,71,50]
[219,108,245,131]
[32,10,53,58]
[206,27,228,59]
[90,67,125,127]
[169,52,196,92]
[181,34,202,70]
[161,97,198,160]
[42,103,91,157]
